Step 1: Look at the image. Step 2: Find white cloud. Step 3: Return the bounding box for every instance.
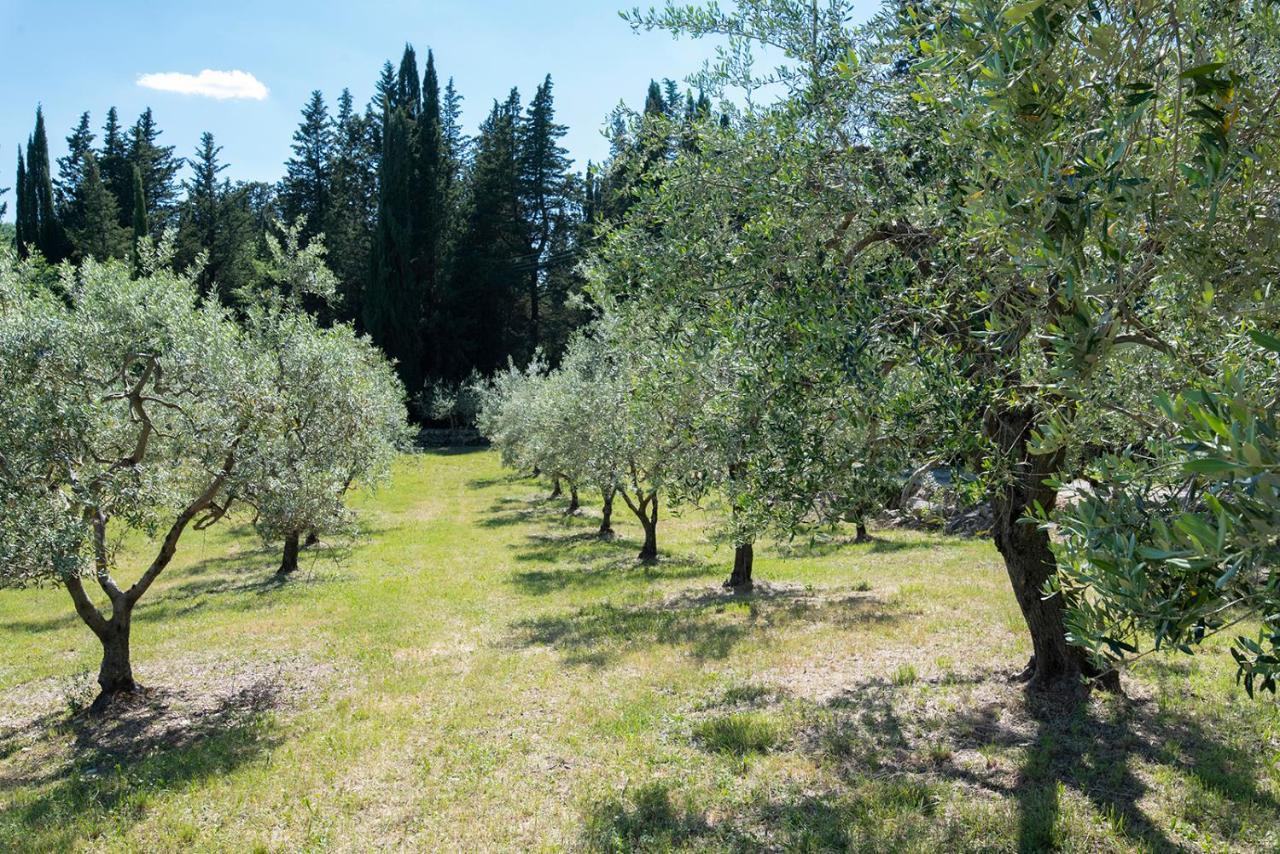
[136,69,269,101]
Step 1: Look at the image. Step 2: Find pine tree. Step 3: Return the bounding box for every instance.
[177,132,229,292]
[518,75,572,354]
[126,108,181,234]
[99,108,131,226]
[281,91,333,242]
[56,112,95,213]
[447,92,530,378]
[327,88,377,322]
[644,80,666,117]
[375,61,398,113]
[67,152,127,262]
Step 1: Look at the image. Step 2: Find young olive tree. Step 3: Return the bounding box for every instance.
[0,242,407,710]
[235,221,411,576]
[0,249,266,710]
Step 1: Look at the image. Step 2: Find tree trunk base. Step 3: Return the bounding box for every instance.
[723,544,754,592]
[854,523,870,544]
[88,680,142,716]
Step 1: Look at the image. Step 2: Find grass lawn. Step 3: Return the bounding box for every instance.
[1,449,1277,852]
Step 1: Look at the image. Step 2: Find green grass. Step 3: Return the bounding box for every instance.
[0,449,1277,851]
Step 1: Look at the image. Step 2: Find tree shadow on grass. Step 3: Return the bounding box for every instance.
[510,586,903,667]
[0,676,286,850]
[773,531,941,561]
[476,494,587,529]
[582,673,1280,852]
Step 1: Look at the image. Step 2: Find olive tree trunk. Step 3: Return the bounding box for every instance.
[985,404,1115,693]
[599,488,615,537]
[278,531,302,577]
[724,542,754,591]
[620,489,659,563]
[566,484,580,515]
[854,521,869,544]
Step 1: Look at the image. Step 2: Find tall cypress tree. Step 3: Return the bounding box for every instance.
[126,108,181,235]
[413,50,447,378]
[14,150,29,257]
[365,106,423,395]
[397,46,421,120]
[518,75,572,354]
[130,164,147,274]
[281,91,333,242]
[26,107,70,262]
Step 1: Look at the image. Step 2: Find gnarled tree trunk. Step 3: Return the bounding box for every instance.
[599,488,615,537]
[724,542,754,591]
[854,521,869,544]
[566,485,580,515]
[985,404,1114,694]
[278,531,301,577]
[550,476,563,499]
[93,611,137,710]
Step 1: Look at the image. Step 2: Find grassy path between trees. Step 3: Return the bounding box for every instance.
[1,449,1277,851]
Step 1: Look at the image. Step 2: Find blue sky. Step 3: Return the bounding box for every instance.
[2,1,878,218]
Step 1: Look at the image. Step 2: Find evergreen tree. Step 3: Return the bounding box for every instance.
[375,61,398,113]
[14,151,29,257]
[327,88,377,322]
[56,112,95,213]
[66,151,127,262]
[447,92,530,379]
[365,107,423,395]
[99,108,131,226]
[281,91,334,243]
[25,107,70,262]
[397,46,422,120]
[413,50,447,377]
[126,108,181,234]
[129,164,147,274]
[518,75,572,354]
[177,132,254,295]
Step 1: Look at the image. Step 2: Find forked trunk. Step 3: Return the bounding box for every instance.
[550,476,563,499]
[638,519,658,563]
[724,542,754,591]
[599,489,615,537]
[278,531,301,577]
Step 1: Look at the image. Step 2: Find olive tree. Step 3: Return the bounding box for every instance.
[0,246,405,710]
[624,0,1280,692]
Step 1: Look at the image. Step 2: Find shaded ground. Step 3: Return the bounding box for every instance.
[0,450,1275,852]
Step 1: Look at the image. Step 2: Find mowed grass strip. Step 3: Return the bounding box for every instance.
[0,449,1276,851]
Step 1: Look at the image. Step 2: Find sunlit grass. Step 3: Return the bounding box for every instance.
[0,449,1276,851]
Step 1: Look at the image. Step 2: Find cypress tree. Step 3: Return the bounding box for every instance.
[26,107,70,262]
[67,152,127,262]
[281,90,333,242]
[14,150,29,258]
[126,108,181,234]
[365,107,422,395]
[130,164,147,274]
[177,132,227,291]
[414,50,447,378]
[397,46,421,120]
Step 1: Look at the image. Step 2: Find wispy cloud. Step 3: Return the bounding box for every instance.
[136,69,269,101]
